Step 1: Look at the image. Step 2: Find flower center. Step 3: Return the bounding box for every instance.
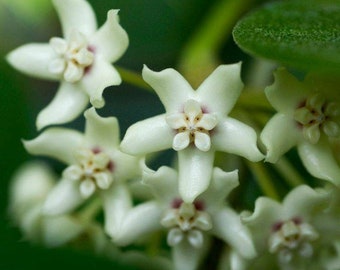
[166,99,218,151]
[62,147,114,198]
[269,217,319,265]
[161,200,212,248]
[48,30,94,83]
[294,92,340,144]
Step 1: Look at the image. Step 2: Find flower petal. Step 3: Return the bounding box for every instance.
[142,165,178,204]
[282,185,330,221]
[260,113,300,163]
[213,117,264,162]
[178,148,214,203]
[52,0,97,39]
[36,82,89,130]
[113,201,162,246]
[173,132,190,151]
[80,57,121,108]
[84,107,120,149]
[212,208,256,259]
[43,178,84,215]
[201,168,239,208]
[197,63,243,115]
[265,67,309,114]
[194,132,211,152]
[172,238,209,270]
[199,114,218,130]
[43,215,85,247]
[23,128,83,165]
[241,197,282,252]
[90,10,129,63]
[6,43,59,80]
[120,114,173,155]
[102,184,132,238]
[9,161,55,214]
[79,178,96,198]
[142,65,194,112]
[298,139,340,186]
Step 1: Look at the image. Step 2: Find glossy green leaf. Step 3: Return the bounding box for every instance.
[233,0,340,73]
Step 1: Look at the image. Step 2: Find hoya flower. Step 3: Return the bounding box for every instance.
[7,0,128,129]
[9,161,105,249]
[241,185,339,270]
[23,108,139,216]
[261,68,340,186]
[104,165,256,270]
[121,64,263,202]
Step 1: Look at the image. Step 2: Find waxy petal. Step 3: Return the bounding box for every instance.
[194,132,211,152]
[197,63,243,115]
[23,128,83,165]
[172,238,209,270]
[173,132,190,151]
[120,114,173,155]
[178,148,214,203]
[52,0,97,39]
[43,178,85,215]
[81,57,121,108]
[199,114,218,130]
[90,10,129,63]
[9,162,55,212]
[265,68,309,114]
[84,107,120,150]
[260,113,300,163]
[142,166,178,204]
[166,113,187,129]
[43,215,85,247]
[213,117,264,162]
[36,82,89,130]
[113,201,162,246]
[201,168,239,208]
[142,66,194,112]
[298,140,340,186]
[283,185,330,221]
[212,208,256,259]
[80,179,96,198]
[102,184,132,238]
[241,197,282,252]
[6,43,59,80]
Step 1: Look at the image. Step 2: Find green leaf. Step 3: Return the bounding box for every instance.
[232,0,340,73]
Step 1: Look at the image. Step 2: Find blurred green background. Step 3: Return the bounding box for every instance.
[0,0,268,269]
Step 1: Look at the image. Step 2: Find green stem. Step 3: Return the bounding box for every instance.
[246,161,280,200]
[178,0,255,86]
[116,66,152,92]
[78,198,102,222]
[274,158,305,188]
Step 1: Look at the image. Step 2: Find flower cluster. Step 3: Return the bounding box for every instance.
[6,0,340,270]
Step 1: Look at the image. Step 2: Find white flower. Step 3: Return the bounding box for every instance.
[261,68,340,186]
[121,64,263,202]
[8,161,104,248]
[7,0,128,129]
[23,108,139,215]
[241,185,338,270]
[104,165,256,270]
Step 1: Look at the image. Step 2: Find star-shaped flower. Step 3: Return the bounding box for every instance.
[7,0,128,129]
[241,185,336,269]
[23,108,139,216]
[103,165,256,270]
[121,64,263,202]
[9,161,105,249]
[260,68,340,186]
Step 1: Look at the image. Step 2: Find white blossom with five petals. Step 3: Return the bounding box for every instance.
[103,165,256,270]
[120,64,263,202]
[260,68,340,186]
[23,108,139,216]
[7,0,129,129]
[240,185,339,270]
